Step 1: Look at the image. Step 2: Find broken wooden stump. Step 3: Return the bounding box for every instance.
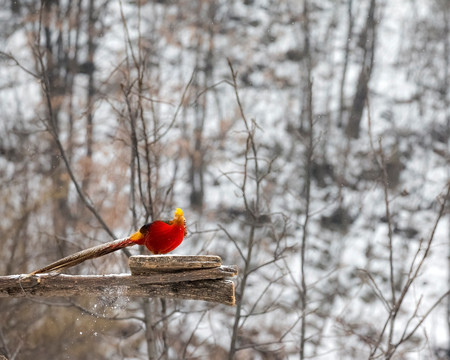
[0,255,237,306]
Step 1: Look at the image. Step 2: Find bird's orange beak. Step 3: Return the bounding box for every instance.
[129,230,145,243]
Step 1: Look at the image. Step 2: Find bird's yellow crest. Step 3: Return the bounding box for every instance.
[173,208,185,225]
[175,208,183,217]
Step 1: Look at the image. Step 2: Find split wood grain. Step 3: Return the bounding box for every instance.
[129,255,222,274]
[1,255,237,305]
[0,274,235,305]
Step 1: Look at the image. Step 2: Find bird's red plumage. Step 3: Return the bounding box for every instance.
[141,221,186,254]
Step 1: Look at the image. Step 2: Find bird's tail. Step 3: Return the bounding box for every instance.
[28,237,136,275]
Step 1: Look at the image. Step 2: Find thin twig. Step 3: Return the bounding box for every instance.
[398,290,450,345]
[299,1,314,357]
[357,269,391,312]
[0,51,40,79]
[227,59,261,360]
[217,225,246,263]
[378,139,396,307]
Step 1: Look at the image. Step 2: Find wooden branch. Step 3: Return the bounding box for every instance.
[0,275,236,305]
[1,256,237,306]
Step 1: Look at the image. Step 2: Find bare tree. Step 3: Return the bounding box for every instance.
[1,0,450,359]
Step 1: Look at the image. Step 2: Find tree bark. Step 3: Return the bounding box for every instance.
[1,262,237,305]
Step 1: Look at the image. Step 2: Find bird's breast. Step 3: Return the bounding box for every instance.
[144,221,186,254]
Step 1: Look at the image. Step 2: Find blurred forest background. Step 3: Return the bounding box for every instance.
[1,0,450,359]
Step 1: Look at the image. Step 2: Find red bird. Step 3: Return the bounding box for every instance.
[29,208,187,275]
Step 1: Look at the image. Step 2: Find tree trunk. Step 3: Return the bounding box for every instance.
[345,0,377,139]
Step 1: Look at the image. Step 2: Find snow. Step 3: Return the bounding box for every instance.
[1,0,449,358]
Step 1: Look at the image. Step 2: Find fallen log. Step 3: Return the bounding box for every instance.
[0,255,237,306]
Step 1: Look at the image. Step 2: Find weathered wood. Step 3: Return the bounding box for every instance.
[129,280,235,305]
[0,263,237,305]
[0,274,235,305]
[129,255,222,274]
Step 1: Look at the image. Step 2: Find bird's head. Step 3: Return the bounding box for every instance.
[173,208,185,226]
